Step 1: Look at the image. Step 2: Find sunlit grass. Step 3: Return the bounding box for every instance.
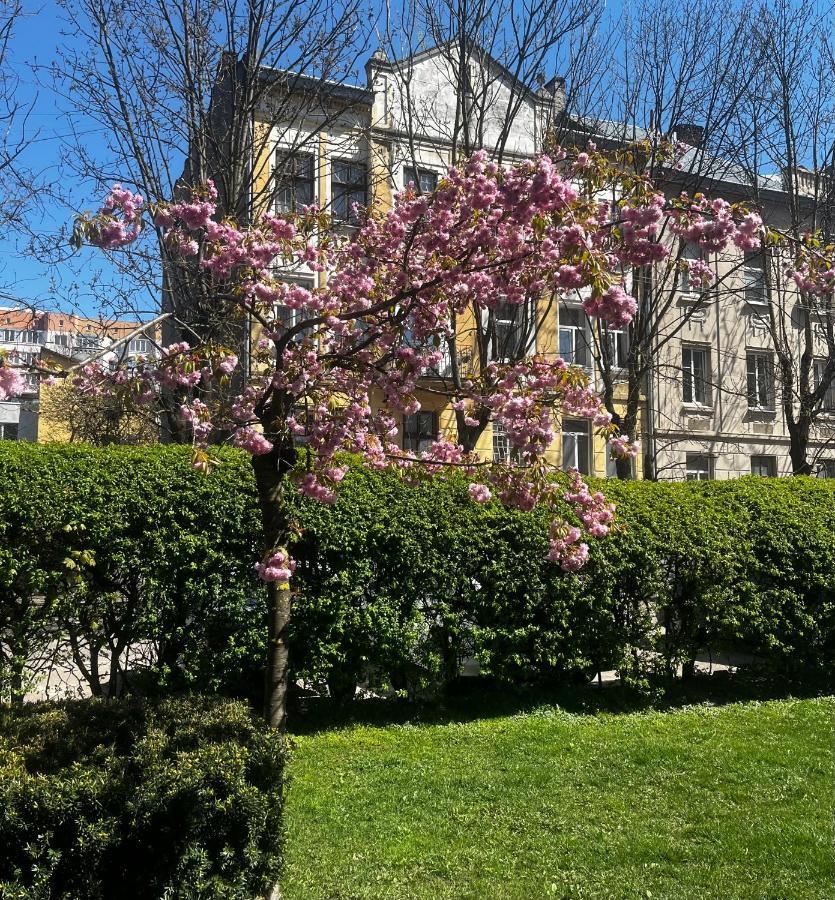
[283,696,833,899]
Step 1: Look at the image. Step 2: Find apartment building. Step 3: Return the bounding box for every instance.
[224,44,834,479]
[238,44,637,476]
[0,307,158,441]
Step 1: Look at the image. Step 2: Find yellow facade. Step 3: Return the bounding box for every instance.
[255,114,645,477]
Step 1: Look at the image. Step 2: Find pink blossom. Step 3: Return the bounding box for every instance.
[0,365,25,400]
[468,483,492,503]
[255,548,296,583]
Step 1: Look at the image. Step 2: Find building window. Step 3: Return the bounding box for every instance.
[603,324,628,370]
[274,151,315,213]
[813,359,835,411]
[742,253,767,306]
[685,453,713,481]
[682,345,711,406]
[561,418,591,474]
[0,422,19,440]
[274,276,315,338]
[679,242,704,296]
[331,159,367,225]
[492,421,510,462]
[51,333,70,348]
[750,455,777,477]
[491,300,532,361]
[402,410,438,455]
[746,351,774,410]
[558,307,589,367]
[817,459,835,478]
[128,338,151,355]
[403,166,438,194]
[75,334,101,351]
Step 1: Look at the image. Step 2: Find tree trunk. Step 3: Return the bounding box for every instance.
[252,446,294,732]
[788,417,813,475]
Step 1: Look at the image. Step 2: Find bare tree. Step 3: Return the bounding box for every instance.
[49,0,370,355]
[560,0,764,478]
[729,0,835,475]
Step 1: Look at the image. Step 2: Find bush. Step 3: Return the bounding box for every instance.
[0,443,263,702]
[0,694,284,899]
[0,442,833,702]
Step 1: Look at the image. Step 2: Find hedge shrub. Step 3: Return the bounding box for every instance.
[0,694,284,899]
[0,442,833,701]
[0,443,263,701]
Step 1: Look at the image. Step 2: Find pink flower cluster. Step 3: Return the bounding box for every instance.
[582,284,637,328]
[0,365,25,400]
[610,434,639,459]
[669,194,762,253]
[87,184,145,248]
[255,548,296,583]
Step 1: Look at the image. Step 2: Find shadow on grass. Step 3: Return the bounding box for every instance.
[288,672,832,736]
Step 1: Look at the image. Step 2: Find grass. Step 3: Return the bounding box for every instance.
[283,692,834,899]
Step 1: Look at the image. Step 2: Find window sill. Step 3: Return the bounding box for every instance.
[682,403,713,414]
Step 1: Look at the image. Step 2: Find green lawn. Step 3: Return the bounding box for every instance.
[283,695,834,899]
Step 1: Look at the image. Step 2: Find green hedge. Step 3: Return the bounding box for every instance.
[0,442,833,702]
[0,695,284,899]
[0,443,263,701]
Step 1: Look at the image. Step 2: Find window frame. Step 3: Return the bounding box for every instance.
[741,252,768,307]
[402,410,439,455]
[274,150,316,214]
[679,241,705,298]
[403,165,439,194]
[813,359,835,411]
[558,305,590,368]
[561,417,591,475]
[750,454,777,477]
[681,344,711,407]
[488,299,535,362]
[331,158,368,226]
[685,453,714,481]
[746,350,775,411]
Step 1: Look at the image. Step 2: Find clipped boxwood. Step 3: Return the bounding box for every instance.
[0,695,284,899]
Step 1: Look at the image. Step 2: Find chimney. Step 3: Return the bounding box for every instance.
[673,123,704,147]
[538,75,566,115]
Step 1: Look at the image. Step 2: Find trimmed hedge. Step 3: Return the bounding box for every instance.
[0,695,284,899]
[1,442,833,702]
[0,443,263,701]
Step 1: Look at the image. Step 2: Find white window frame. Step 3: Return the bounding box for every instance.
[813,359,835,411]
[487,300,535,362]
[679,242,705,297]
[750,455,777,477]
[274,149,316,214]
[558,305,590,368]
[682,345,711,407]
[746,351,774,411]
[817,459,835,478]
[403,165,439,194]
[402,410,438,455]
[742,253,768,307]
[685,453,713,481]
[605,440,635,478]
[561,418,591,474]
[492,421,512,463]
[602,324,628,371]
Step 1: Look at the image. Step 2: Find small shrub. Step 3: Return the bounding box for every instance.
[0,695,284,899]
